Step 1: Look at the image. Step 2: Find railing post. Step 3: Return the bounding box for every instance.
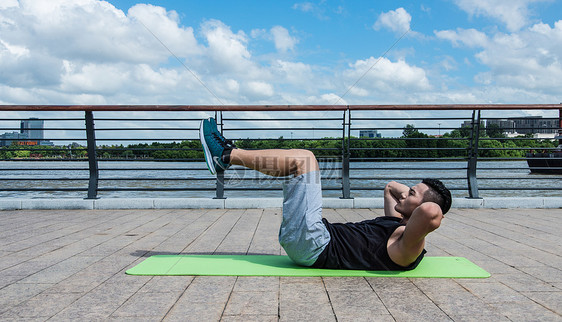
[558,107,562,146]
[467,110,481,198]
[215,111,225,199]
[341,109,352,199]
[85,111,99,199]
[215,171,225,199]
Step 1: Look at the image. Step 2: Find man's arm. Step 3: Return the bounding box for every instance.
[387,202,443,267]
[383,181,409,218]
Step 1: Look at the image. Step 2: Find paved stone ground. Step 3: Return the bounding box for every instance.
[0,207,560,321]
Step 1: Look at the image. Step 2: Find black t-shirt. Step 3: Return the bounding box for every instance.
[312,216,426,270]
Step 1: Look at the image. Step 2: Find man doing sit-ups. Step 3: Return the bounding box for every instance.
[200,118,452,270]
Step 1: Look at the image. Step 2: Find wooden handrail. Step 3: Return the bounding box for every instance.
[0,104,560,111]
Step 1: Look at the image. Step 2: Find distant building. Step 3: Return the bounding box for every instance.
[0,132,29,147]
[359,130,381,138]
[487,116,558,135]
[21,118,44,141]
[461,120,485,128]
[505,132,557,139]
[486,119,516,133]
[513,116,558,134]
[0,118,52,147]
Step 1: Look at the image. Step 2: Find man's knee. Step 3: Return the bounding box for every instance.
[290,149,318,175]
[291,149,316,160]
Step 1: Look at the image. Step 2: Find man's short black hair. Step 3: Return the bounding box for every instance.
[421,178,452,214]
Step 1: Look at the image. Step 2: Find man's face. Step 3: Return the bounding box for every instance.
[394,183,429,217]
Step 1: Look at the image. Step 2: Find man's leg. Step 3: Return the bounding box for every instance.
[230,148,319,177]
[200,118,318,177]
[278,167,329,266]
[199,118,329,266]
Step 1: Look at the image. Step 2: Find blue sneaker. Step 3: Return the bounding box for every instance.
[209,117,236,151]
[199,118,234,174]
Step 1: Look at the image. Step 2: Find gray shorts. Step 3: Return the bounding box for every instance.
[278,170,331,266]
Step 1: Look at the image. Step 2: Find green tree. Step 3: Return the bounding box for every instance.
[478,140,503,157]
[123,150,134,159]
[15,150,30,158]
[402,124,419,137]
[485,124,506,138]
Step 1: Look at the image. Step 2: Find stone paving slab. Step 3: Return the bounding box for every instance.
[0,208,561,321]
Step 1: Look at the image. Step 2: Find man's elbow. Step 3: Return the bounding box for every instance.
[384,181,398,193]
[417,202,443,231]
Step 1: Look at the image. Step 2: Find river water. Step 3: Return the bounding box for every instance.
[0,160,560,199]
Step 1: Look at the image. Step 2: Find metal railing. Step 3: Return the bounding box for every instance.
[1,104,560,200]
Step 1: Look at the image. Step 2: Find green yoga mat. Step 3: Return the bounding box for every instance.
[126,255,490,278]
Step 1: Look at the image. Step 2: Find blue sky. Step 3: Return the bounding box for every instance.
[0,0,561,139]
[109,0,562,104]
[2,0,561,106]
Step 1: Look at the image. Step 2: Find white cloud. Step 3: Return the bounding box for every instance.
[250,28,267,38]
[453,0,549,31]
[0,85,36,104]
[0,0,18,9]
[60,63,130,94]
[241,81,275,100]
[373,7,411,34]
[291,2,329,20]
[270,26,298,52]
[224,79,241,95]
[0,39,29,58]
[292,2,314,12]
[272,60,314,87]
[131,65,181,93]
[201,19,259,76]
[11,1,198,64]
[434,28,488,47]
[251,26,298,53]
[434,18,562,98]
[347,87,369,97]
[1,0,559,108]
[128,4,201,58]
[286,93,346,105]
[319,93,345,104]
[0,40,61,87]
[475,21,562,93]
[343,57,431,94]
[0,1,275,104]
[439,56,458,71]
[476,30,562,93]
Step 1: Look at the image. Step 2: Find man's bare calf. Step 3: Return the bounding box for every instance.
[230,148,319,177]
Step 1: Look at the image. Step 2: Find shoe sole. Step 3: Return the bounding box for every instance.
[199,119,217,175]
